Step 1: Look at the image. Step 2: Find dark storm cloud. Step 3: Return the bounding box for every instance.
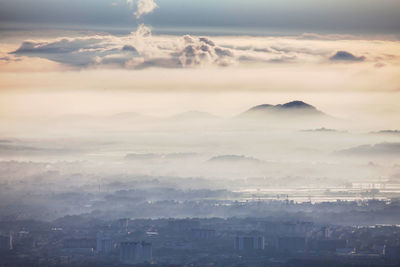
[330,51,366,62]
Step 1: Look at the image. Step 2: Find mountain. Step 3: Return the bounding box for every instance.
[369,130,400,136]
[110,112,143,120]
[241,101,324,118]
[337,142,400,157]
[208,155,261,163]
[301,127,347,133]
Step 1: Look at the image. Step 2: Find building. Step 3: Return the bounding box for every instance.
[384,245,400,259]
[276,236,306,252]
[96,232,114,253]
[118,218,129,232]
[120,241,152,264]
[62,238,96,254]
[265,221,313,237]
[0,233,12,250]
[141,242,152,262]
[336,248,355,255]
[315,239,347,252]
[191,228,216,240]
[168,219,200,231]
[234,236,264,251]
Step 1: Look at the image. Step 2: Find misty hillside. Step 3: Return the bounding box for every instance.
[208,154,261,163]
[168,111,219,121]
[109,112,153,121]
[241,101,325,118]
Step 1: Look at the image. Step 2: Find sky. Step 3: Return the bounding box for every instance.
[1,0,400,34]
[0,0,399,129]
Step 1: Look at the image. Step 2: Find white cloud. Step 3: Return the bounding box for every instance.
[126,0,158,19]
[10,26,237,69]
[134,0,158,19]
[8,31,400,71]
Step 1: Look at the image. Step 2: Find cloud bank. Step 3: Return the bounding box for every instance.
[10,26,238,69]
[10,29,394,70]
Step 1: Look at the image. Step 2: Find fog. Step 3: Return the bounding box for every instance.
[0,101,399,222]
[1,1,400,265]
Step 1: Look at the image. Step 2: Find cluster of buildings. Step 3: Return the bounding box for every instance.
[120,241,152,264]
[0,218,400,266]
[0,233,12,250]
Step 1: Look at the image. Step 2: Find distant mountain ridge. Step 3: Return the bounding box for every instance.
[54,100,328,125]
[241,101,324,118]
[168,111,219,121]
[370,130,400,135]
[208,155,261,163]
[337,142,400,156]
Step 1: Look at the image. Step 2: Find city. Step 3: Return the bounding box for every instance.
[1,0,400,266]
[1,199,400,266]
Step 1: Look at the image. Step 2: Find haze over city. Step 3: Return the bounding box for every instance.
[0,0,400,266]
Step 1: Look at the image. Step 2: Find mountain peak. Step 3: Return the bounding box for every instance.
[242,100,323,118]
[279,100,315,109]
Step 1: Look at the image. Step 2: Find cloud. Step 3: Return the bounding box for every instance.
[8,32,400,71]
[0,143,77,156]
[11,27,236,69]
[11,37,113,66]
[13,38,103,54]
[330,51,366,62]
[175,36,235,67]
[122,45,138,53]
[134,0,158,19]
[126,0,158,19]
[198,37,215,47]
[374,62,386,68]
